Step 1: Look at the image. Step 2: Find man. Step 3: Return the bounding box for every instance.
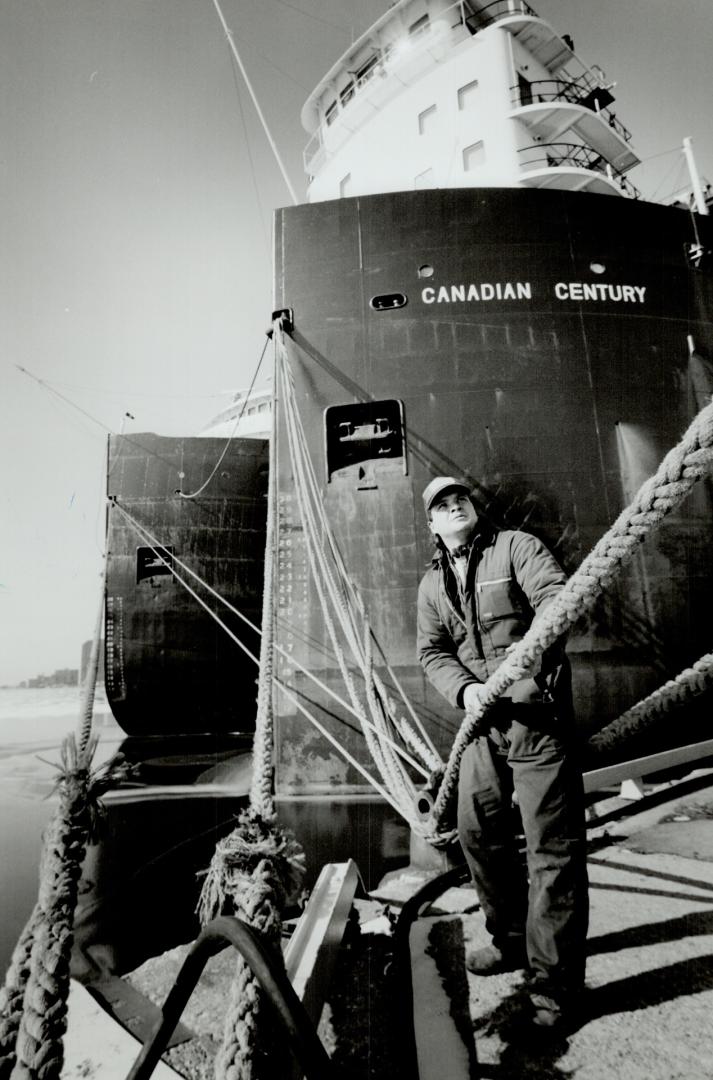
[417,476,588,1031]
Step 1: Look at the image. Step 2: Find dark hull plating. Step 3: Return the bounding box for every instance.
[105,434,268,735]
[272,187,713,794]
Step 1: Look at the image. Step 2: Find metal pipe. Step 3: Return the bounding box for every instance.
[683,136,709,216]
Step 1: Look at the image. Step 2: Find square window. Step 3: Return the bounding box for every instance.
[458,79,479,110]
[463,140,485,171]
[409,13,430,37]
[418,104,437,135]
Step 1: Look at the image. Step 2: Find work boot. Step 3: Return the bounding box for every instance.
[465,943,526,975]
[530,993,563,1029]
[528,989,580,1035]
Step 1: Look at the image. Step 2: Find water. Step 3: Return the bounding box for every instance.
[0,687,256,981]
[0,688,410,983]
[0,686,121,978]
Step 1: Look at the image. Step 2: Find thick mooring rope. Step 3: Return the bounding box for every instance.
[427,399,713,837]
[4,738,96,1080]
[199,810,305,1080]
[590,649,713,757]
[0,567,108,1080]
[198,325,306,1080]
[0,909,41,1080]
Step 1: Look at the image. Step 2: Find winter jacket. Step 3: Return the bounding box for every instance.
[417,525,572,713]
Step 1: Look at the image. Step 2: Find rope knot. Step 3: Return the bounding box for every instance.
[197,808,306,925]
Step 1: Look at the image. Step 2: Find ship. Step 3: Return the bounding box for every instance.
[102,0,713,896]
[8,3,711,1076]
[268,0,713,810]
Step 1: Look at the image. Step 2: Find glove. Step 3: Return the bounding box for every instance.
[462,683,485,714]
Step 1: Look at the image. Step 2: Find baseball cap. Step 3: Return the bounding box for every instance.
[422,476,471,514]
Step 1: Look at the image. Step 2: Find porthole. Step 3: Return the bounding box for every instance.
[370,293,408,311]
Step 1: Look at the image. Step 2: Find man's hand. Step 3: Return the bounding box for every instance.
[463,683,486,714]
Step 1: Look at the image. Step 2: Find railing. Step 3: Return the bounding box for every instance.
[511,79,633,143]
[518,142,641,198]
[465,0,538,32]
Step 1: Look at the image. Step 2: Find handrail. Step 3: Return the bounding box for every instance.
[518,142,641,198]
[465,0,537,30]
[124,916,335,1080]
[510,78,633,144]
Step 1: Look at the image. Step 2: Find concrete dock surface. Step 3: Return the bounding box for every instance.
[61,776,713,1078]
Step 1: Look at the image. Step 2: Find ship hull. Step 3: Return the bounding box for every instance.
[272,186,713,795]
[105,434,268,735]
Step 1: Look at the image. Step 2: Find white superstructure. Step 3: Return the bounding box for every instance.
[301,0,640,202]
[200,384,272,439]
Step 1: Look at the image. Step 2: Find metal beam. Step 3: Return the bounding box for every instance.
[584,738,713,793]
[284,860,360,1026]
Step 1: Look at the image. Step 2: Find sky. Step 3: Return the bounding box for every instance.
[1,0,712,686]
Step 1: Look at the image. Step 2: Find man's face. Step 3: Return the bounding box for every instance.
[428,490,477,548]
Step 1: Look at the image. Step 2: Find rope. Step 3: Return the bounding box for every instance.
[7,738,97,1080]
[77,560,107,755]
[427,399,713,839]
[177,335,269,499]
[0,909,41,1080]
[589,649,713,757]
[0,565,108,1079]
[249,334,279,819]
[276,334,437,826]
[197,324,307,1080]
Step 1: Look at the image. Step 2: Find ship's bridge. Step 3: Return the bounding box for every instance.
[301,0,641,203]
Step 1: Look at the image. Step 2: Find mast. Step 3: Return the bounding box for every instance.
[210,0,299,205]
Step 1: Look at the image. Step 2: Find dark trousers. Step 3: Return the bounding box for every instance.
[457,712,589,997]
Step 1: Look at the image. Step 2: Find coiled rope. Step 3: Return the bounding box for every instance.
[0,564,110,1080]
[197,326,306,1080]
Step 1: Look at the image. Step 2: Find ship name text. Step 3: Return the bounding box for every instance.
[420,282,647,305]
[554,282,646,303]
[422,283,531,304]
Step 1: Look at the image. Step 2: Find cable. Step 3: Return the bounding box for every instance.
[226,46,270,253]
[269,0,351,35]
[177,332,270,499]
[14,364,114,434]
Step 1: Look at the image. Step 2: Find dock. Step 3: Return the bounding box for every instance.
[61,771,713,1079]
